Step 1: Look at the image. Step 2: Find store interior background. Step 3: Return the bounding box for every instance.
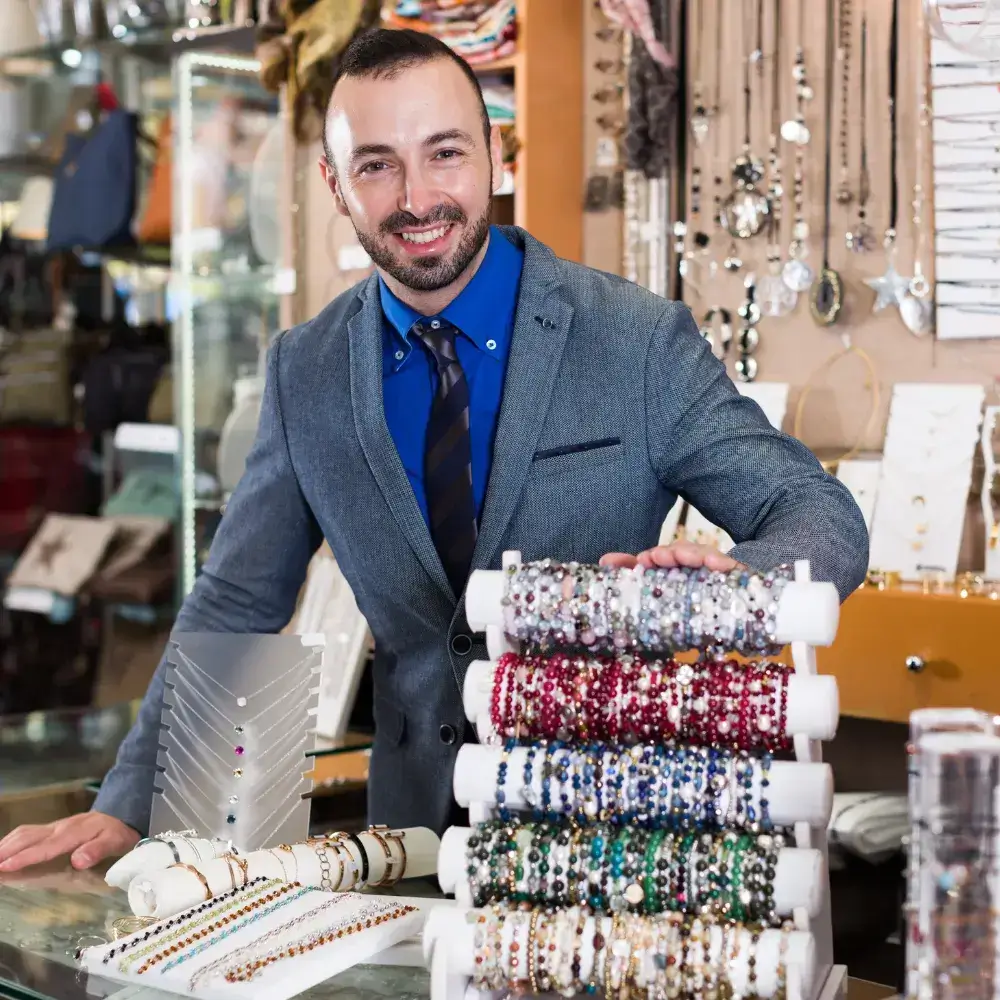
[2,0,998,994]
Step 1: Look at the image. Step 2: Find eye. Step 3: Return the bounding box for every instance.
[359,160,388,175]
[434,148,462,161]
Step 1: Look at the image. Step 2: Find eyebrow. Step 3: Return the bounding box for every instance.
[349,129,477,165]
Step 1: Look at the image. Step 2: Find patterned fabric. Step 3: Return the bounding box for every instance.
[93,226,869,840]
[412,318,478,597]
[599,0,674,68]
[383,0,518,63]
[623,0,679,179]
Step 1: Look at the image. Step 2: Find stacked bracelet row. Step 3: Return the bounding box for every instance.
[466,820,786,924]
[501,559,794,657]
[497,740,776,832]
[490,652,792,751]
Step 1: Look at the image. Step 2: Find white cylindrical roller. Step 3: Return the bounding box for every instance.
[127,828,439,918]
[106,836,235,890]
[424,905,815,1000]
[438,827,824,918]
[452,744,834,829]
[773,580,840,646]
[466,570,505,631]
[464,661,839,741]
[465,569,840,647]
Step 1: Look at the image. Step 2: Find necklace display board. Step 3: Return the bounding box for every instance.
[867,383,985,581]
[149,633,323,851]
[835,459,881,533]
[424,550,847,1000]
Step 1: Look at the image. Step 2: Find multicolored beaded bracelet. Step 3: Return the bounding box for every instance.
[490,652,792,750]
[501,560,795,657]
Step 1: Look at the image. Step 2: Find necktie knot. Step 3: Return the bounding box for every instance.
[412,319,459,373]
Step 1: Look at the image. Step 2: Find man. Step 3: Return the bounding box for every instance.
[0,28,868,873]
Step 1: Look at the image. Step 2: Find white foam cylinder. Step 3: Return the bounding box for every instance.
[106,836,236,890]
[465,570,839,647]
[452,744,834,828]
[424,905,815,1000]
[437,826,823,918]
[463,661,839,742]
[126,828,440,918]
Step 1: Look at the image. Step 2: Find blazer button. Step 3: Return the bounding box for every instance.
[439,724,457,745]
[450,634,473,656]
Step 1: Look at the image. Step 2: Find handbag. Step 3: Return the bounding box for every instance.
[138,114,171,245]
[10,177,54,241]
[46,109,138,252]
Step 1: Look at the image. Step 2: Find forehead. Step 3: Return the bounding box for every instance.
[327,58,482,155]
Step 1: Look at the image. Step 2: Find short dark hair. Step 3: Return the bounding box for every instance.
[324,28,492,165]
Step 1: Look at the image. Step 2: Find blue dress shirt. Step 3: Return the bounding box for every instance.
[380,226,524,528]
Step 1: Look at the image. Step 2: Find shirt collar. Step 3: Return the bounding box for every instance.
[380,225,524,372]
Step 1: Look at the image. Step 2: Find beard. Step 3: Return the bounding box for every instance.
[352,198,493,292]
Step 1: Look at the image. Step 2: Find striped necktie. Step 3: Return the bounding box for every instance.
[411,318,478,597]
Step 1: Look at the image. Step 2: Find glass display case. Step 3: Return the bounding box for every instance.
[171,51,293,595]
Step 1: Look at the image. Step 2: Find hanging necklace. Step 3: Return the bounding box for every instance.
[899,0,934,336]
[781,0,815,292]
[759,0,796,317]
[865,0,911,311]
[834,0,853,206]
[679,0,711,284]
[690,0,710,146]
[721,0,771,242]
[809,0,844,326]
[846,17,874,252]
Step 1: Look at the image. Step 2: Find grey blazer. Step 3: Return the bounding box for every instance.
[94,227,868,836]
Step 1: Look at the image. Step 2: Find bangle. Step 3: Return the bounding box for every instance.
[347,833,370,885]
[169,863,212,901]
[366,827,394,887]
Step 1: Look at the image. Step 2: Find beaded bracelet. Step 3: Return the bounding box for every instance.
[501,560,794,657]
[465,821,786,925]
[499,740,776,831]
[472,904,793,998]
[490,652,792,750]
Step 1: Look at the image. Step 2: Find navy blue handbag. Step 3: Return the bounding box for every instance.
[46,109,138,252]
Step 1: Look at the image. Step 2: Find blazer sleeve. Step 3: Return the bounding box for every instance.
[93,334,322,834]
[645,301,869,601]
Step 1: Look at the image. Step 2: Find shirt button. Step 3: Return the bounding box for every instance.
[451,634,473,656]
[430,319,441,329]
[486,339,497,350]
[394,350,404,361]
[439,724,457,745]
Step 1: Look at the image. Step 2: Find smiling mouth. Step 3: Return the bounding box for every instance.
[398,225,452,245]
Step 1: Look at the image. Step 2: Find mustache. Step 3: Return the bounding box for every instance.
[380,205,467,234]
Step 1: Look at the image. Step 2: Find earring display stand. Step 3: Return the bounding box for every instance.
[425,551,847,1000]
[124,828,441,919]
[150,633,323,852]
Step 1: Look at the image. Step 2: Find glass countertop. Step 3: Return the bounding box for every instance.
[0,860,430,1000]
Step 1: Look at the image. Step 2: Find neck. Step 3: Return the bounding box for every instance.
[379,233,491,316]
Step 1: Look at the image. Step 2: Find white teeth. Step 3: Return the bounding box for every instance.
[400,226,448,244]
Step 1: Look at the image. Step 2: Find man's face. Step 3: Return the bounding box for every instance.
[321,58,503,293]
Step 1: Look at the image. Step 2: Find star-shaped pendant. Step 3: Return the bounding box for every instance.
[865,260,911,312]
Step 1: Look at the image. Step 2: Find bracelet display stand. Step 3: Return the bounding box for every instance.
[425,551,848,1000]
[149,633,323,851]
[125,828,441,919]
[107,835,236,890]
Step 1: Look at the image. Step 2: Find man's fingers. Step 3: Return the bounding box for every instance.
[599,552,639,569]
[71,830,122,870]
[702,549,739,571]
[0,830,86,872]
[0,826,46,866]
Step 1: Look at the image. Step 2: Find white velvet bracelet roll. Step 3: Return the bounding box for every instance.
[106,836,236,890]
[126,829,441,918]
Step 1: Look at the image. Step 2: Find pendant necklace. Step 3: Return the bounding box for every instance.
[736,274,762,382]
[834,0,853,206]
[710,1,741,273]
[759,0,797,317]
[865,0,911,311]
[899,0,934,336]
[721,0,771,243]
[781,0,815,292]
[845,17,874,252]
[809,0,844,327]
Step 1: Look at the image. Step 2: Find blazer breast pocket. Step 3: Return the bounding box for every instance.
[530,436,624,478]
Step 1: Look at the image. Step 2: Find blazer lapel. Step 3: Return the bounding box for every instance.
[472,230,573,573]
[348,278,454,603]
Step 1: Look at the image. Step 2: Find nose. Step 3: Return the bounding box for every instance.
[401,163,439,221]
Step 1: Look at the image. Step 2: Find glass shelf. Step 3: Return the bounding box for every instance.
[308,731,374,759]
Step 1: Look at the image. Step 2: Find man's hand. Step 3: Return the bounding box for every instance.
[0,812,139,873]
[600,540,743,572]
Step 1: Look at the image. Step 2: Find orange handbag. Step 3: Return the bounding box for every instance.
[138,114,172,245]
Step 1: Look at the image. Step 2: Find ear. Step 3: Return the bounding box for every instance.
[318,155,351,218]
[489,125,505,192]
